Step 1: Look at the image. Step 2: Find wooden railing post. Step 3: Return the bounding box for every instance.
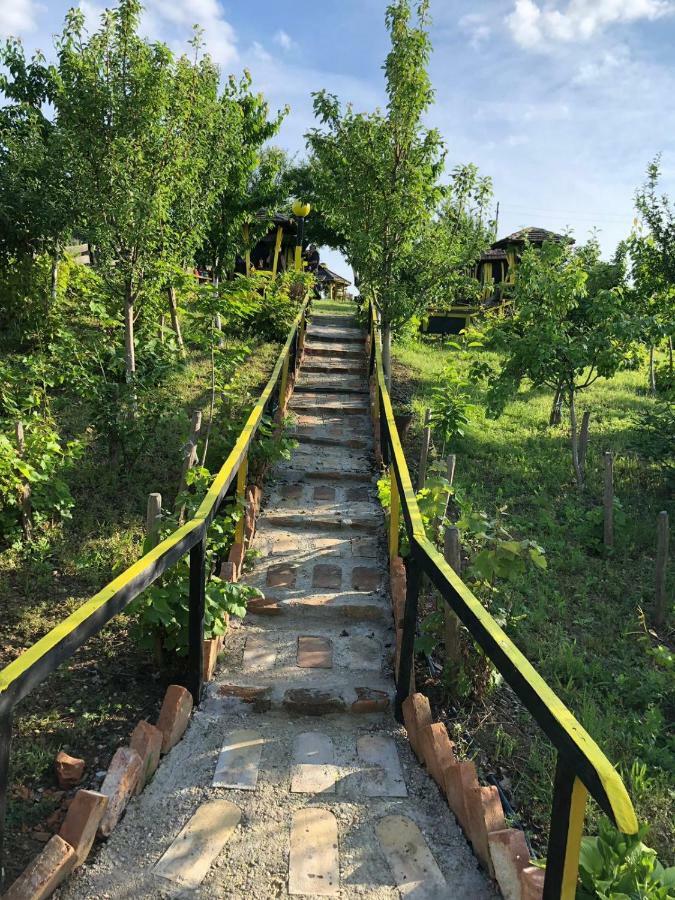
[0,704,12,889]
[389,469,400,561]
[395,547,422,721]
[544,757,588,899]
[187,537,206,706]
[234,455,248,545]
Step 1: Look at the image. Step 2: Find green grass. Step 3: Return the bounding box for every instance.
[393,336,674,860]
[0,336,278,881]
[311,296,357,317]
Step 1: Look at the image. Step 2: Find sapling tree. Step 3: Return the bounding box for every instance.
[478,239,639,487]
[306,0,445,384]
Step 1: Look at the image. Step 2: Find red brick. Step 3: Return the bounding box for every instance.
[218,683,272,711]
[157,684,193,754]
[244,502,256,542]
[219,560,237,583]
[246,483,262,514]
[488,828,532,900]
[443,759,478,833]
[401,693,431,761]
[97,747,143,838]
[390,556,407,625]
[314,484,336,502]
[59,789,108,865]
[247,595,282,615]
[54,751,85,789]
[281,483,303,500]
[312,563,342,589]
[466,785,506,876]
[351,687,390,713]
[203,637,220,682]
[521,864,546,900]
[228,541,245,576]
[297,635,333,668]
[419,723,456,792]
[267,563,296,588]
[4,834,76,899]
[352,565,379,591]
[129,720,163,794]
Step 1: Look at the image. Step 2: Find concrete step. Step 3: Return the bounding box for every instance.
[295,431,370,451]
[305,329,364,344]
[289,395,370,415]
[276,450,373,477]
[304,343,363,359]
[294,380,368,396]
[301,359,366,375]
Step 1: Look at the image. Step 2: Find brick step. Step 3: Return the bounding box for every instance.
[301,360,366,375]
[277,467,374,484]
[293,381,368,396]
[248,553,385,596]
[304,344,363,359]
[277,451,373,476]
[223,626,391,678]
[295,432,370,451]
[305,330,364,345]
[210,672,394,717]
[309,313,358,327]
[289,397,370,415]
[260,509,379,534]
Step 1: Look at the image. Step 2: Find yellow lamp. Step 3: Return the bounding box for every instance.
[292,200,311,271]
[292,199,311,218]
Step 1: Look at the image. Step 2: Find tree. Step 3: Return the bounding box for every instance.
[306,0,445,384]
[478,239,638,487]
[628,157,675,390]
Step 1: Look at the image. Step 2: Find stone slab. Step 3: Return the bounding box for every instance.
[289,807,339,896]
[291,732,336,794]
[297,635,333,668]
[154,799,241,889]
[376,815,447,898]
[212,729,264,790]
[357,735,407,797]
[243,634,277,670]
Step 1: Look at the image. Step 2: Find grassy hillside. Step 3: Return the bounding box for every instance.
[393,336,673,860]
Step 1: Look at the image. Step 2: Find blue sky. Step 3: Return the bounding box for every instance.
[3,0,675,279]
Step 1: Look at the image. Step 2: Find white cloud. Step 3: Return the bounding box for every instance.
[573,45,629,82]
[274,29,294,51]
[458,13,491,48]
[0,0,44,36]
[507,0,673,49]
[143,0,237,66]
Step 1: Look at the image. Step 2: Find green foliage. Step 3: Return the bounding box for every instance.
[577,818,675,899]
[429,363,475,454]
[630,400,675,473]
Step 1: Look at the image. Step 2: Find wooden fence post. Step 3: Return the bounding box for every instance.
[146,493,162,549]
[603,452,614,549]
[14,422,32,541]
[443,526,463,672]
[655,511,669,628]
[417,408,432,492]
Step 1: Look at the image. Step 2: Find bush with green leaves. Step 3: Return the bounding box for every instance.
[429,363,475,457]
[578,817,675,899]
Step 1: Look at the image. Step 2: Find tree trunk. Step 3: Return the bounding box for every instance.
[50,254,59,304]
[649,345,656,393]
[578,410,591,476]
[167,283,186,357]
[382,324,392,392]
[569,388,584,489]
[549,386,563,426]
[124,280,136,384]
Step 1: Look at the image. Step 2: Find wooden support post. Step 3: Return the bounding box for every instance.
[0,705,12,890]
[417,408,432,492]
[146,493,162,549]
[14,422,32,541]
[544,758,588,900]
[389,469,400,561]
[272,225,283,275]
[187,537,206,706]
[443,526,463,671]
[278,352,290,419]
[395,550,422,721]
[655,510,669,628]
[603,451,614,549]
[447,453,456,486]
[234,454,248,544]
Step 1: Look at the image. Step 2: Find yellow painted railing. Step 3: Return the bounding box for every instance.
[367,301,637,899]
[0,294,311,881]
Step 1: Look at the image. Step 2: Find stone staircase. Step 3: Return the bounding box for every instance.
[61,308,494,899]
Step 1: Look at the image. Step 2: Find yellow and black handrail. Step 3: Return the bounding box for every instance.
[367,301,637,900]
[0,294,311,881]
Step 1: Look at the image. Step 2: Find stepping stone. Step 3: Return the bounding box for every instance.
[289,808,339,896]
[313,563,342,589]
[282,483,303,500]
[212,729,264,789]
[342,635,383,671]
[357,735,407,797]
[314,485,336,502]
[376,815,447,898]
[243,634,277,670]
[298,636,333,668]
[291,732,336,793]
[352,565,380,591]
[350,537,378,557]
[267,564,296,588]
[283,688,346,716]
[154,799,241,889]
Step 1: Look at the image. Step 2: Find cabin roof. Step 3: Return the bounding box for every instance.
[492,227,572,249]
[317,263,351,285]
[479,248,508,262]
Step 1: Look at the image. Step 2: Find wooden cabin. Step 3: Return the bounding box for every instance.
[423,226,572,334]
[243,212,299,276]
[316,264,351,300]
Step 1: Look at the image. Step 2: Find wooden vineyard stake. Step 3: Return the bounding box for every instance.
[14,422,32,541]
[417,408,432,492]
[178,410,202,523]
[655,511,669,628]
[603,452,614,549]
[146,492,162,550]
